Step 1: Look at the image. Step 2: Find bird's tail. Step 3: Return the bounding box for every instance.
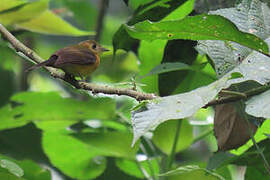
[25,55,57,72]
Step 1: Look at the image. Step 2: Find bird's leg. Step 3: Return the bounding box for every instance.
[64,73,80,89]
[78,73,87,82]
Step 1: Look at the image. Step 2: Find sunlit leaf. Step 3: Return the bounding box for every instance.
[0,0,27,12]
[138,40,167,93]
[0,92,115,131]
[0,0,48,26]
[152,119,193,154]
[42,132,106,179]
[16,10,94,36]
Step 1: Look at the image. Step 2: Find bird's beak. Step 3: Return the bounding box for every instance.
[101,47,109,52]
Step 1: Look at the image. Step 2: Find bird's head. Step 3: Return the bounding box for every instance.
[79,40,109,55]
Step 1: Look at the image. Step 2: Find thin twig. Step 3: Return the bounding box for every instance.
[0,23,156,101]
[94,0,108,42]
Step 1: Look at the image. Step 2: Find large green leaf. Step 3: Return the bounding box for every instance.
[16,10,94,36]
[73,131,139,159]
[42,132,106,179]
[0,92,115,131]
[0,0,48,26]
[125,14,268,54]
[113,0,189,53]
[197,0,270,77]
[152,119,193,154]
[0,0,27,12]
[0,172,24,180]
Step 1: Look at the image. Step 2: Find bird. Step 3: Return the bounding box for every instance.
[26,40,109,81]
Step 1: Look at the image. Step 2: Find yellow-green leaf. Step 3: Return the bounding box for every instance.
[0,0,27,12]
[16,10,94,36]
[0,0,48,26]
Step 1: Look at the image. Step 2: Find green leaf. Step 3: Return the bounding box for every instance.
[245,166,268,180]
[160,165,225,180]
[73,131,139,159]
[229,72,244,80]
[0,154,51,180]
[42,132,106,179]
[206,152,236,170]
[125,14,269,54]
[116,158,159,178]
[15,160,51,180]
[0,92,115,131]
[0,172,24,180]
[152,119,193,154]
[145,62,191,77]
[197,0,270,77]
[138,40,167,93]
[113,0,189,53]
[0,0,48,26]
[16,10,94,36]
[132,39,270,145]
[128,0,153,10]
[0,159,23,177]
[0,0,27,12]
[162,0,195,21]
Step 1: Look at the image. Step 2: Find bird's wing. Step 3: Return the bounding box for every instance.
[53,46,97,66]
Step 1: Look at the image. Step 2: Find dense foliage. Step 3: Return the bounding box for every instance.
[0,0,270,179]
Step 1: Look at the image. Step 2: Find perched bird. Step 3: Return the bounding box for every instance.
[26,40,109,80]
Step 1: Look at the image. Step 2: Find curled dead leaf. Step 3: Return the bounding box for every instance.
[214,103,257,151]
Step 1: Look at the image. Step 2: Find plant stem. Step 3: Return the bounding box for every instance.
[139,142,156,180]
[167,120,182,170]
[233,83,270,174]
[95,0,108,42]
[192,128,213,144]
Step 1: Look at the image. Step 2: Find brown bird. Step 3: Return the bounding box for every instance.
[26,40,109,80]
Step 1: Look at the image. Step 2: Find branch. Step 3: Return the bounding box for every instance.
[0,23,156,101]
[204,84,270,108]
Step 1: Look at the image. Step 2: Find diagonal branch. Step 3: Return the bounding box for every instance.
[0,23,156,101]
[204,84,270,108]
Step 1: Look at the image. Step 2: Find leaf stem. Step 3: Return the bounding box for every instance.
[233,83,270,174]
[192,128,213,144]
[167,120,182,170]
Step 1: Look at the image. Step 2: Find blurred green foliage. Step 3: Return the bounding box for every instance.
[0,0,269,179]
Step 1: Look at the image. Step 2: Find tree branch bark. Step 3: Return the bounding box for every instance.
[203,84,270,108]
[0,23,156,101]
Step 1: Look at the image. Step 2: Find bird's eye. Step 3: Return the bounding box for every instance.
[92,44,97,49]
